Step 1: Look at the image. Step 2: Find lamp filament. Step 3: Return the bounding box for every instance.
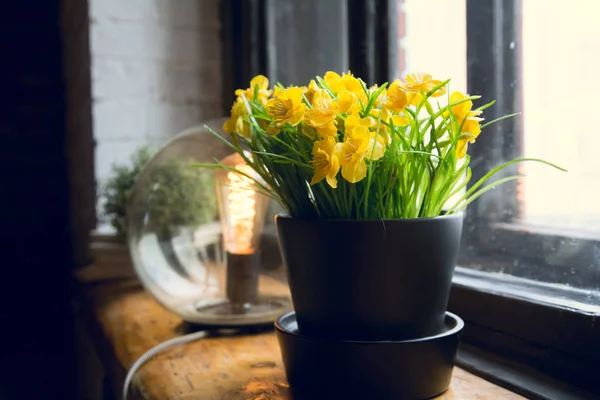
[227,168,256,254]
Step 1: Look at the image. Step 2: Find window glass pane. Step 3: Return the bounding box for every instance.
[401,0,467,93]
[267,0,347,86]
[522,0,600,237]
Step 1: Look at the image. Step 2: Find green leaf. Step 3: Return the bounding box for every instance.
[458,132,476,140]
[315,76,337,99]
[202,125,239,153]
[252,151,312,168]
[446,157,566,214]
[417,78,451,109]
[475,99,495,112]
[480,112,520,129]
[448,174,526,214]
[363,82,388,117]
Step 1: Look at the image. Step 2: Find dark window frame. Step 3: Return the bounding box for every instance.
[455,0,600,395]
[222,0,600,395]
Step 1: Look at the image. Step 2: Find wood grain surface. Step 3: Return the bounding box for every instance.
[76,274,524,400]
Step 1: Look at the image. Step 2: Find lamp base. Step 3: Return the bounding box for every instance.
[191,296,291,326]
[226,251,260,309]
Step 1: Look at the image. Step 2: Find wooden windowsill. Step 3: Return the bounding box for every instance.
[74,267,525,400]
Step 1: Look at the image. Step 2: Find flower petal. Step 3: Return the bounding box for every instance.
[337,90,355,114]
[341,73,362,93]
[250,75,269,91]
[342,160,367,183]
[324,71,343,93]
[223,118,237,133]
[391,115,409,126]
[325,155,340,188]
[456,139,468,158]
[316,121,337,138]
[282,87,304,105]
[289,104,306,126]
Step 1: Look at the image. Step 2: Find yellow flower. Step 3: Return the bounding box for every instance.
[369,108,409,144]
[346,84,379,115]
[456,139,469,159]
[305,89,337,127]
[383,80,408,112]
[315,122,337,138]
[462,112,482,136]
[223,97,251,137]
[456,110,483,158]
[446,92,473,121]
[335,125,385,183]
[402,73,447,105]
[235,75,272,104]
[443,91,484,158]
[304,89,356,138]
[303,80,320,103]
[310,137,340,188]
[344,114,376,137]
[375,108,409,127]
[266,87,306,134]
[324,71,363,94]
[337,90,356,114]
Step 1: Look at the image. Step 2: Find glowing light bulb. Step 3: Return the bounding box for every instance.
[215,153,270,309]
[215,155,269,255]
[226,165,258,254]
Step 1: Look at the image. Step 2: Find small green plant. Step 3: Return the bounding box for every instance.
[103,147,153,238]
[146,158,217,239]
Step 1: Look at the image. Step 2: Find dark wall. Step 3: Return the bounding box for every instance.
[0,1,74,399]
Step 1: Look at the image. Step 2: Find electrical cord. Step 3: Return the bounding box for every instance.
[122,329,208,400]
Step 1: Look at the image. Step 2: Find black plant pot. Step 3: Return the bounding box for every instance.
[275,213,463,341]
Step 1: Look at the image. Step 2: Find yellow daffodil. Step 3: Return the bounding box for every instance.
[456,110,484,158]
[311,137,341,188]
[344,114,376,137]
[456,139,470,159]
[444,91,484,158]
[373,108,409,127]
[304,89,356,138]
[303,79,320,103]
[316,122,338,138]
[446,91,473,121]
[223,97,251,137]
[304,89,338,138]
[383,80,408,112]
[305,89,337,126]
[235,75,272,104]
[335,125,385,183]
[462,112,482,135]
[402,73,447,105]
[266,87,306,134]
[369,108,409,144]
[337,90,356,114]
[346,84,377,115]
[324,71,363,95]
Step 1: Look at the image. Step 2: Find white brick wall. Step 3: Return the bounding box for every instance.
[89,0,223,186]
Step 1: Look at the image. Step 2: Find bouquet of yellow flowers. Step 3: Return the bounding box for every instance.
[202,71,561,220]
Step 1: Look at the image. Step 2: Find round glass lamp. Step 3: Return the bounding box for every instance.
[127,120,291,326]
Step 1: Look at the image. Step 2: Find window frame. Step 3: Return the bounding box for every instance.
[455,0,600,395]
